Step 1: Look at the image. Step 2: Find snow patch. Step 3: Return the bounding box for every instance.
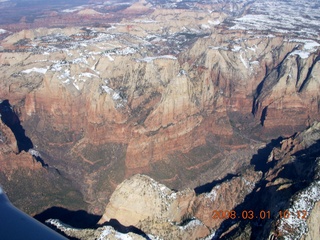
[62,6,84,13]
[58,69,71,80]
[208,20,220,25]
[22,67,48,74]
[107,54,114,61]
[200,231,216,240]
[247,45,256,52]
[301,40,320,51]
[72,57,88,64]
[201,24,210,29]
[101,85,121,100]
[45,219,72,232]
[101,81,126,108]
[277,180,320,240]
[178,69,187,76]
[243,178,254,188]
[147,234,163,240]
[134,19,158,23]
[51,62,65,72]
[240,52,248,69]
[209,46,228,51]
[73,82,80,90]
[290,50,310,59]
[179,219,203,230]
[206,186,220,200]
[79,72,98,78]
[114,231,134,240]
[62,8,78,13]
[0,29,7,34]
[28,149,41,158]
[62,79,70,84]
[136,55,177,63]
[98,226,113,240]
[289,39,320,59]
[229,0,320,38]
[232,45,242,52]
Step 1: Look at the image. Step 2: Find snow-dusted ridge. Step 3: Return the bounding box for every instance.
[288,39,320,59]
[46,218,163,240]
[277,180,320,240]
[230,0,320,38]
[136,55,177,63]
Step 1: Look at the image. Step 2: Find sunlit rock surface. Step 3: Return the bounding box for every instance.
[0,1,319,235]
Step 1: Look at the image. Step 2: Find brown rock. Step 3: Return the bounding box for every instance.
[301,201,320,240]
[0,118,42,176]
[99,174,195,226]
[194,168,262,229]
[0,119,19,154]
[0,5,319,215]
[99,174,210,239]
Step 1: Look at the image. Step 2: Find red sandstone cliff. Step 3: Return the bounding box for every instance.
[0,0,319,215]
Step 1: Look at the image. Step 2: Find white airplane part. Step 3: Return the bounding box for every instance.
[0,186,67,240]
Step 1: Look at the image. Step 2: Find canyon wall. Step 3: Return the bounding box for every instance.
[0,0,319,215]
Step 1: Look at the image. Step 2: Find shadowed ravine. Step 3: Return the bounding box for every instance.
[0,99,48,167]
[0,99,33,152]
[213,139,320,240]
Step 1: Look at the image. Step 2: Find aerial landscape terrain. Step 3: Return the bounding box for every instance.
[0,0,319,239]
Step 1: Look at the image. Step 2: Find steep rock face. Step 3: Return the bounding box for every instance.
[183,34,320,138]
[1,27,320,213]
[0,0,320,215]
[252,49,320,137]
[98,174,210,239]
[0,118,19,155]
[99,174,195,225]
[270,122,320,240]
[194,168,262,229]
[0,110,41,176]
[213,122,320,240]
[301,201,320,240]
[45,122,320,240]
[0,102,87,215]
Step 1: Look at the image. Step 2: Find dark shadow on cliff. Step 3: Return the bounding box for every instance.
[194,173,239,195]
[0,99,48,167]
[0,100,33,152]
[101,218,151,240]
[34,206,101,229]
[35,207,151,239]
[211,138,320,240]
[250,136,283,173]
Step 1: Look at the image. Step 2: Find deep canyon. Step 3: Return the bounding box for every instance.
[0,0,320,239]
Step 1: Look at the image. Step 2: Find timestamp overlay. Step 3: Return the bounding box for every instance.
[212,209,308,220]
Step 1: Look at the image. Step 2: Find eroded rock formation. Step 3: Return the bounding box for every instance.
[214,122,320,240]
[53,120,320,240]
[81,122,319,240]
[98,174,210,240]
[0,0,319,221]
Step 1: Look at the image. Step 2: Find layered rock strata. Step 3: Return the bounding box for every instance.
[0,0,319,215]
[41,122,320,239]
